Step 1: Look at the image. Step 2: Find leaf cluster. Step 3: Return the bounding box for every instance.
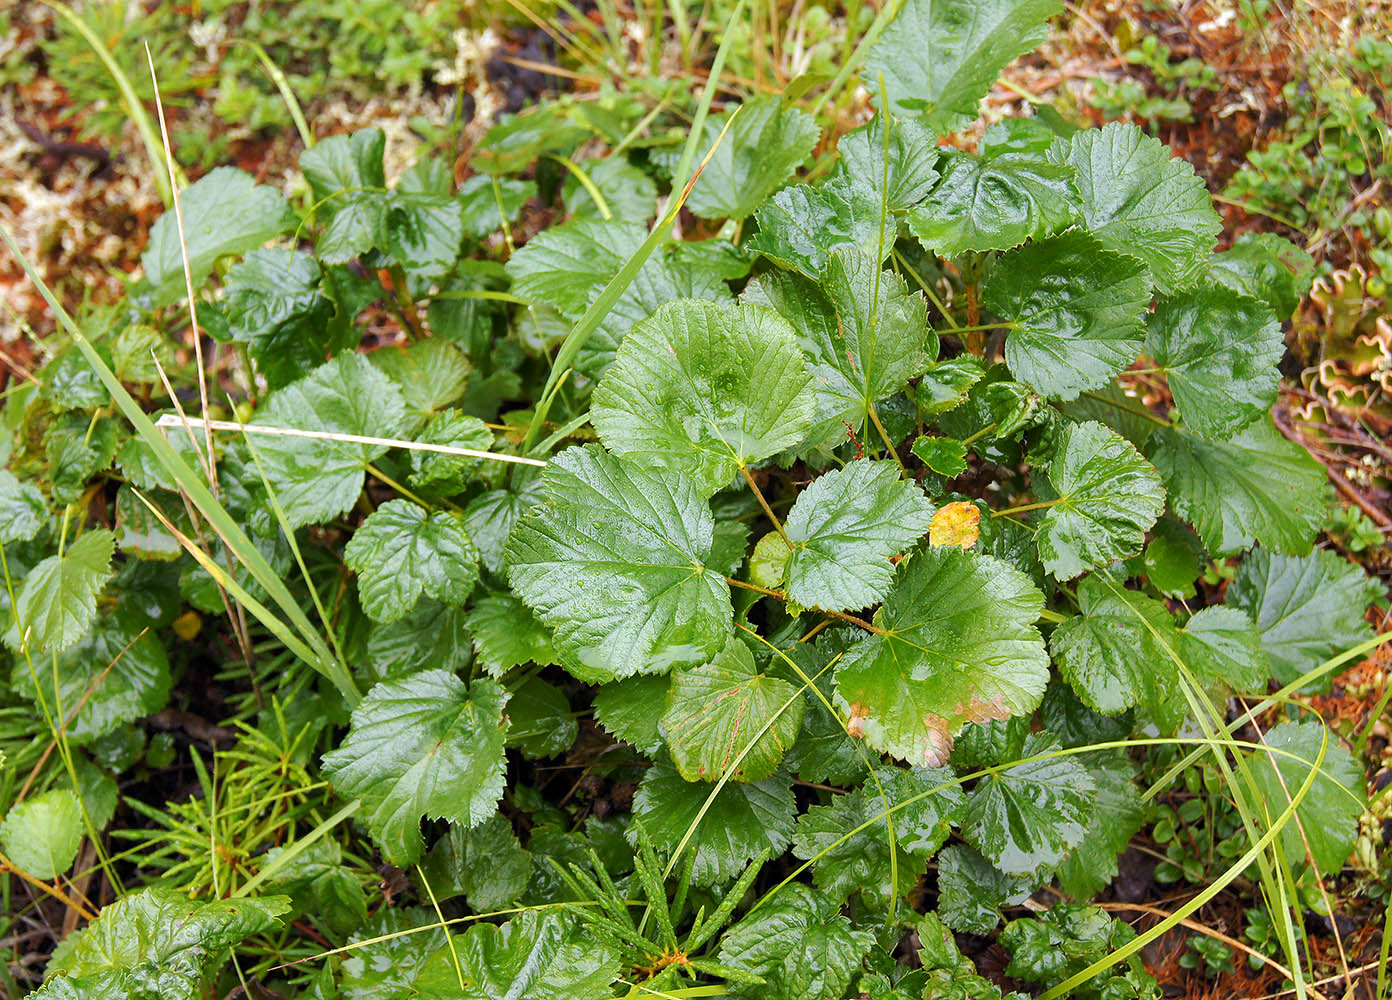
[2,1,1383,997]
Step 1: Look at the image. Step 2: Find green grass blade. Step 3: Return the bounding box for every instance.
[809,0,906,116]
[42,0,175,207]
[239,40,315,150]
[667,0,749,198]
[0,225,359,704]
[1038,727,1329,999]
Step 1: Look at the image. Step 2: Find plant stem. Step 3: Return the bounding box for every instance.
[364,463,459,514]
[724,576,884,635]
[959,422,997,448]
[866,403,907,475]
[0,852,97,922]
[1080,390,1174,428]
[951,322,1017,333]
[386,264,424,338]
[739,465,789,546]
[991,498,1060,518]
[892,248,960,331]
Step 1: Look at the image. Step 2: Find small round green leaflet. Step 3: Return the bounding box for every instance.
[0,788,83,880]
[591,300,817,497]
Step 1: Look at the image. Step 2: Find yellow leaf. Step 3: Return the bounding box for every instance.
[929,502,981,549]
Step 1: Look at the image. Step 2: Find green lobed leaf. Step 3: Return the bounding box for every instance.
[908,130,1079,256]
[419,813,531,912]
[916,355,988,416]
[466,592,556,678]
[44,412,120,504]
[675,96,820,220]
[46,887,289,988]
[818,249,937,421]
[0,469,48,544]
[716,882,877,999]
[865,0,1063,132]
[1249,718,1366,874]
[505,446,733,681]
[300,128,389,264]
[465,480,540,575]
[591,299,817,496]
[40,345,111,411]
[747,253,934,454]
[747,175,887,278]
[1147,415,1329,556]
[661,638,805,782]
[385,189,464,279]
[140,166,295,307]
[1000,904,1159,1000]
[961,732,1095,877]
[784,460,934,611]
[1140,517,1204,598]
[505,675,577,759]
[458,174,535,238]
[369,339,473,431]
[1048,121,1221,293]
[339,908,446,1000]
[984,229,1151,400]
[1038,680,1134,751]
[512,220,740,378]
[506,217,641,313]
[1145,284,1282,439]
[793,766,965,908]
[781,643,869,786]
[936,843,1027,934]
[252,353,409,529]
[4,529,114,655]
[593,674,669,755]
[412,910,618,1000]
[832,546,1050,766]
[1209,232,1315,318]
[222,248,346,390]
[834,113,942,213]
[749,529,792,589]
[1176,605,1270,694]
[261,839,368,937]
[630,760,795,885]
[1055,754,1144,899]
[365,600,472,684]
[1049,576,1178,721]
[563,155,658,222]
[408,410,494,494]
[0,788,83,880]
[912,435,969,476]
[320,670,509,866]
[1035,420,1165,579]
[343,500,479,624]
[1226,546,1380,687]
